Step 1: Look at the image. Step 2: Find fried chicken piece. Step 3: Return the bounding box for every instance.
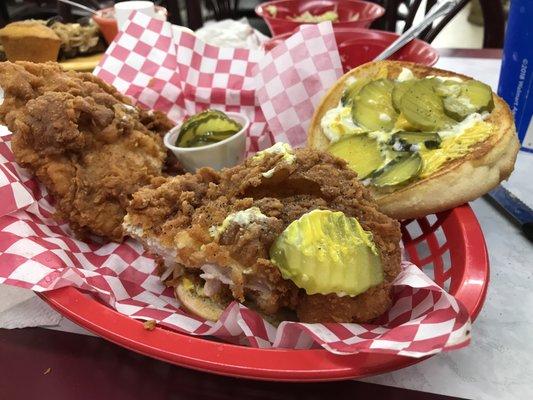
[0,61,176,241]
[124,146,402,323]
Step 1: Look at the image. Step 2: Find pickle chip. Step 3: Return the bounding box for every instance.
[399,80,455,131]
[270,210,384,297]
[352,79,398,131]
[442,80,494,121]
[371,152,423,187]
[341,77,370,106]
[176,109,242,148]
[328,134,385,179]
[392,80,416,112]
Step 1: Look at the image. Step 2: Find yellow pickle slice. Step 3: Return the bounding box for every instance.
[270,210,384,296]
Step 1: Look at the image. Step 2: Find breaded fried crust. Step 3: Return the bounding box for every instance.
[125,148,402,323]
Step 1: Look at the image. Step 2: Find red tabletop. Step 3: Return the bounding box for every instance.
[0,327,467,400]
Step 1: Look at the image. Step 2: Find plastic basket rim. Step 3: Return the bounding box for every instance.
[39,204,489,381]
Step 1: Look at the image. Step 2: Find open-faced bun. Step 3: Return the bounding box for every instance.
[308,60,520,219]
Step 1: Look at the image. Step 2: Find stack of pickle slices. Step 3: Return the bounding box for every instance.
[176,109,242,148]
[330,76,494,187]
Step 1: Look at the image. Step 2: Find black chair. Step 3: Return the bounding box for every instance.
[373,0,505,48]
[0,2,8,28]
[160,0,203,30]
[161,1,240,29]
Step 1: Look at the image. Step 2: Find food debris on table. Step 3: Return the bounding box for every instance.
[266,5,278,17]
[43,367,51,375]
[143,320,157,331]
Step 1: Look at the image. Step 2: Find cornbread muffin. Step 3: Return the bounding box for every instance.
[0,21,61,62]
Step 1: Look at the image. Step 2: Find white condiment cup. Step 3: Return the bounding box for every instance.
[164,112,249,172]
[115,1,156,31]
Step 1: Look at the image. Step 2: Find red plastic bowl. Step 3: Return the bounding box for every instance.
[256,0,385,36]
[265,27,439,72]
[92,7,117,44]
[92,6,167,44]
[40,204,489,382]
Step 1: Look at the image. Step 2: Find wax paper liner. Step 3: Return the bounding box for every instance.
[0,14,471,355]
[93,12,343,151]
[0,127,471,355]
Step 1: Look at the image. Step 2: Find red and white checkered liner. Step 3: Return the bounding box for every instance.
[94,13,343,151]
[94,12,269,152]
[0,16,472,355]
[0,130,471,355]
[254,22,343,147]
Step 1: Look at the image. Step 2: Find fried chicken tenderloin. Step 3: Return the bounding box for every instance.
[124,144,402,323]
[0,61,173,135]
[0,61,175,241]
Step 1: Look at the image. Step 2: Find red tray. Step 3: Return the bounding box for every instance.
[40,204,489,381]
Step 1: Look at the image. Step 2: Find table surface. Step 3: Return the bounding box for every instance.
[0,48,532,400]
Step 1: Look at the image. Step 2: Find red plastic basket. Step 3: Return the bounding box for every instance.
[40,204,489,381]
[264,28,439,73]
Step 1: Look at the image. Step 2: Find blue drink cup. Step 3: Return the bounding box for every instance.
[497,0,533,152]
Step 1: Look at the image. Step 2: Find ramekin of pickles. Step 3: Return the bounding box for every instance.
[164,109,249,172]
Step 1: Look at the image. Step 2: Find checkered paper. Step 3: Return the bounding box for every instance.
[94,12,269,152]
[254,22,343,147]
[0,15,471,356]
[93,13,343,151]
[0,127,41,218]
[0,129,471,355]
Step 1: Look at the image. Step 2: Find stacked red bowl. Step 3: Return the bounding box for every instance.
[256,0,385,36]
[264,28,440,71]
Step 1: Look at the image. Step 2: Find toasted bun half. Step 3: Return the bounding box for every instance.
[175,277,226,322]
[175,276,296,325]
[308,60,520,219]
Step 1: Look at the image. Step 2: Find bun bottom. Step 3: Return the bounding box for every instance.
[373,122,520,219]
[175,278,296,325]
[175,280,226,322]
[307,60,520,220]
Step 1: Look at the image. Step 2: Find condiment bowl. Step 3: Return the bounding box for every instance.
[164,112,249,172]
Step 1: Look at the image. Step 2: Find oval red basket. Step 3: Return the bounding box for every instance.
[40,203,489,381]
[264,28,440,72]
